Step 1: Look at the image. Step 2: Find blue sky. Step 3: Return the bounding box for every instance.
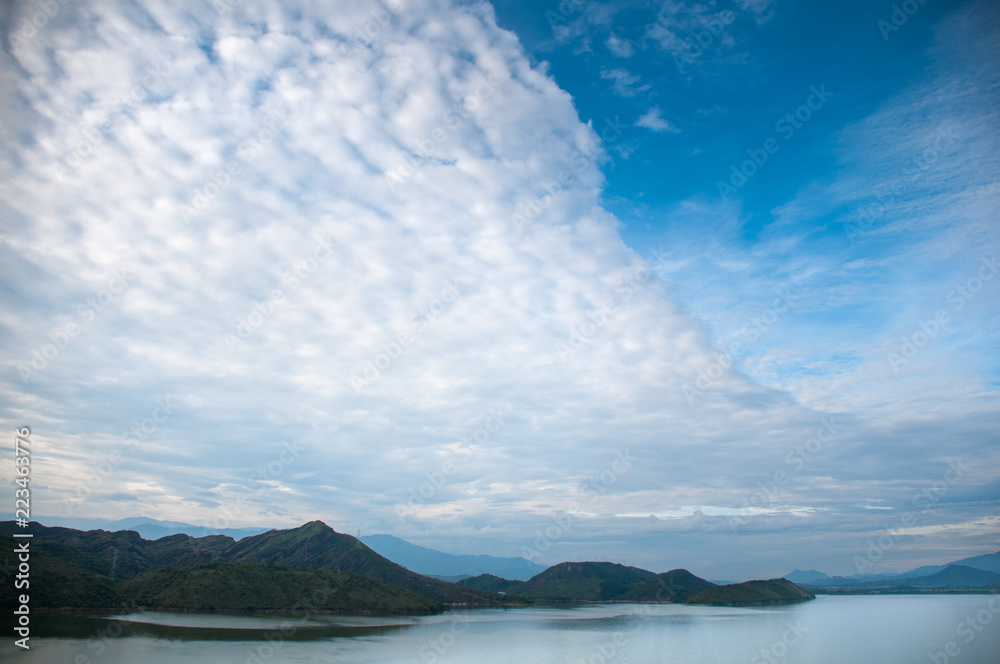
[0,0,997,580]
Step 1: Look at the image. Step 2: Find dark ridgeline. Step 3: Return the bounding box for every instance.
[0,520,502,613]
[467,561,718,603]
[784,551,1000,593]
[682,578,816,606]
[0,520,822,612]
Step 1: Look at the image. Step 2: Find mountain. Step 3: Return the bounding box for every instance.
[896,551,1000,578]
[784,550,1000,586]
[457,573,523,593]
[853,565,1000,589]
[0,522,232,577]
[683,579,815,606]
[613,568,718,602]
[118,562,443,613]
[0,533,122,609]
[952,551,1000,574]
[0,520,505,610]
[784,569,831,584]
[35,516,268,541]
[361,534,546,581]
[460,565,716,603]
[899,565,1000,587]
[511,562,659,601]
[223,521,491,604]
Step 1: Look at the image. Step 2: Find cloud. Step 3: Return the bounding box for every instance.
[635,106,679,132]
[0,0,996,580]
[600,67,651,97]
[1,0,787,561]
[605,33,633,57]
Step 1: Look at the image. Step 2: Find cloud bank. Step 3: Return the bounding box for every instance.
[0,0,996,578]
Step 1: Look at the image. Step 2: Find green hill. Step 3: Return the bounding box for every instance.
[457,573,523,593]
[118,562,443,614]
[614,568,717,602]
[0,534,123,609]
[683,578,815,606]
[0,522,229,578]
[222,521,491,604]
[511,562,659,601]
[509,563,716,602]
[1,521,500,610]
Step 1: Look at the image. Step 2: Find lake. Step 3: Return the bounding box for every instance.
[3,594,998,663]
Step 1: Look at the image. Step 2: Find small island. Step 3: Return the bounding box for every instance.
[683,578,815,606]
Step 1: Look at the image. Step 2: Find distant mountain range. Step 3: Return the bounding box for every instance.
[1,520,817,613]
[684,579,815,606]
[455,562,810,607]
[0,520,508,612]
[21,517,998,607]
[478,562,719,603]
[35,516,269,541]
[34,516,545,580]
[785,551,1000,590]
[360,534,545,581]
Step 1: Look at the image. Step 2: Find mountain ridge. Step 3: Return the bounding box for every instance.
[361,533,545,580]
[684,579,816,606]
[0,520,500,608]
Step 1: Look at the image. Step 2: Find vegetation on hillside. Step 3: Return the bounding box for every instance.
[457,573,522,593]
[0,521,514,612]
[614,568,718,602]
[683,579,815,606]
[512,562,658,601]
[118,562,443,613]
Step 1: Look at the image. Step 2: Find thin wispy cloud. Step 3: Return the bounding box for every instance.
[636,107,679,132]
[600,67,651,97]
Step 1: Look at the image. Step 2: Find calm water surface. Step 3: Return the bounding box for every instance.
[3,594,998,663]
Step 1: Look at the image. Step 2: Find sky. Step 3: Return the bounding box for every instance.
[0,0,997,580]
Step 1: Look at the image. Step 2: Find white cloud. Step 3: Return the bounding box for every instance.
[605,33,633,57]
[0,0,996,579]
[635,106,679,133]
[600,67,650,97]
